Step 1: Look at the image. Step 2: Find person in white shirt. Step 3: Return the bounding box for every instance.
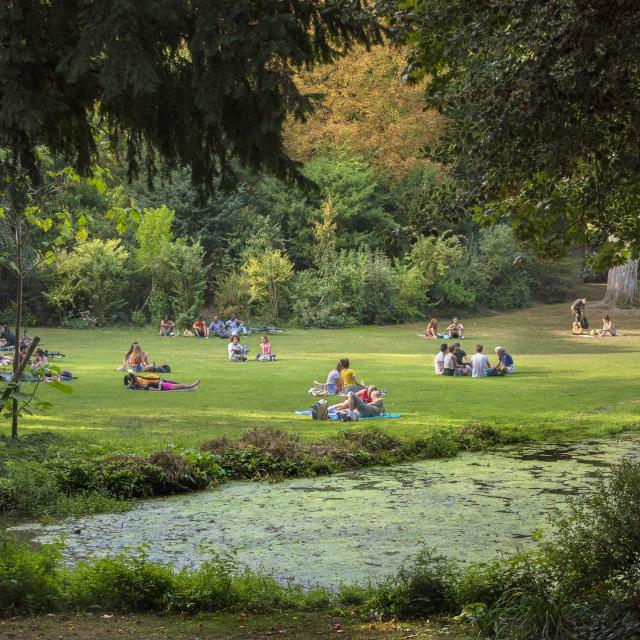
[326,363,343,394]
[434,343,448,375]
[227,335,248,361]
[471,344,494,378]
[443,349,456,376]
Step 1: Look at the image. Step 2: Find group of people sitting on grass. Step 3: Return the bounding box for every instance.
[119,341,199,391]
[325,357,368,394]
[425,317,465,340]
[228,335,275,362]
[321,358,386,419]
[188,315,250,338]
[158,315,251,339]
[435,343,515,377]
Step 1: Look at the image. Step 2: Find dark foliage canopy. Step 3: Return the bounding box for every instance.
[392,0,640,262]
[0,0,381,197]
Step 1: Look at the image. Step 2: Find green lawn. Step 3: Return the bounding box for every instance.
[8,296,640,450]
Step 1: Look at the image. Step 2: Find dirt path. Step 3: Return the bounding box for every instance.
[0,613,474,640]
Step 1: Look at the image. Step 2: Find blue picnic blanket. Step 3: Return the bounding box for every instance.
[296,410,401,420]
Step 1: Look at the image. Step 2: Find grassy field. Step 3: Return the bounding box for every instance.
[7,293,640,450]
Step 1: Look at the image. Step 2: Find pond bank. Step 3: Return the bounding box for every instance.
[10,433,640,588]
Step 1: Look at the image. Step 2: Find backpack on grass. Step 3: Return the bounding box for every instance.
[311,399,329,420]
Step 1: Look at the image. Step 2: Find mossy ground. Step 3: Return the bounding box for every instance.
[0,612,472,640]
[8,288,640,450]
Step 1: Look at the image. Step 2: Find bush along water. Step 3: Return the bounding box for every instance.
[0,425,525,518]
[2,459,640,637]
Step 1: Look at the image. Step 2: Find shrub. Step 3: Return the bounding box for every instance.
[455,424,501,451]
[0,533,64,614]
[0,461,61,515]
[369,550,455,619]
[67,546,176,611]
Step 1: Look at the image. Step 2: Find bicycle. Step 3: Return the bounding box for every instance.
[44,350,66,360]
[250,326,285,334]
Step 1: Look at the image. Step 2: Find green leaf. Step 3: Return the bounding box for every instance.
[9,392,31,401]
[48,380,73,394]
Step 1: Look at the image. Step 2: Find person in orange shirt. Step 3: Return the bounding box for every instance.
[192,318,208,338]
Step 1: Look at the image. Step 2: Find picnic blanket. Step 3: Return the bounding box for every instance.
[127,387,198,393]
[296,410,401,420]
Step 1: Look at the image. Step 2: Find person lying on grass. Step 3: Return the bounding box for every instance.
[329,385,378,412]
[340,357,365,393]
[228,335,249,361]
[127,375,200,391]
[337,390,385,421]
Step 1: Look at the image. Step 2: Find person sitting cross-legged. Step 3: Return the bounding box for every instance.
[447,317,465,339]
[256,336,276,360]
[443,347,457,377]
[494,346,515,374]
[340,358,365,393]
[208,315,227,338]
[434,343,448,375]
[325,362,344,395]
[471,344,494,378]
[598,315,616,337]
[227,335,249,361]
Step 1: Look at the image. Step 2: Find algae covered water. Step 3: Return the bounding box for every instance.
[11,435,640,587]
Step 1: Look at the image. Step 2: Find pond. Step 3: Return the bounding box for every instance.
[10,434,640,588]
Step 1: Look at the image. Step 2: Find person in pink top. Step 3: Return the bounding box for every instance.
[256,336,276,361]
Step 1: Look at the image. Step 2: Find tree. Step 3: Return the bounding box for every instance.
[0,162,89,437]
[243,250,294,324]
[284,43,442,180]
[42,239,131,323]
[0,1,382,199]
[392,0,640,302]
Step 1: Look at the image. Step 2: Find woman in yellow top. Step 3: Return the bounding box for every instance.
[339,358,365,393]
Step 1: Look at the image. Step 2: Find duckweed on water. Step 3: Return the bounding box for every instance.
[0,425,517,518]
[3,458,640,640]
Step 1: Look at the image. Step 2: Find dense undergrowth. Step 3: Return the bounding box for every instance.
[2,460,640,640]
[0,425,521,518]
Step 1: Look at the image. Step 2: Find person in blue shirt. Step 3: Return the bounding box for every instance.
[209,315,227,338]
[494,346,515,374]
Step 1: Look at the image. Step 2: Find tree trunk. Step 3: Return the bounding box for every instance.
[602,259,639,307]
[11,216,23,438]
